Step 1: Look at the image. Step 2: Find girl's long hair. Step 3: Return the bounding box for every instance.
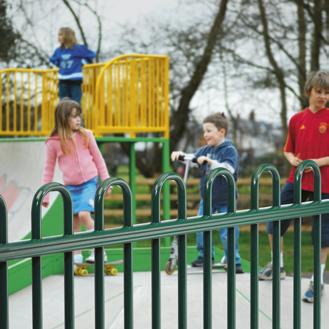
[59,27,77,48]
[51,98,88,154]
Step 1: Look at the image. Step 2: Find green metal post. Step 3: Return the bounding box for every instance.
[32,183,75,329]
[31,188,43,329]
[95,177,133,329]
[0,196,8,329]
[62,188,74,329]
[162,139,171,246]
[251,164,281,329]
[204,168,237,329]
[272,176,281,329]
[293,166,302,329]
[176,174,187,329]
[250,172,260,329]
[129,142,137,224]
[152,173,187,329]
[152,177,161,329]
[203,172,213,329]
[294,160,322,328]
[94,181,105,329]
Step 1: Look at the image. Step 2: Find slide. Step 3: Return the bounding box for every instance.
[0,140,64,293]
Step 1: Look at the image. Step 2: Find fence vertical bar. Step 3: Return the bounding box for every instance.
[63,198,74,329]
[32,183,74,329]
[294,160,321,328]
[251,164,281,329]
[204,168,237,329]
[95,177,133,329]
[272,174,281,329]
[203,173,213,329]
[152,173,187,329]
[151,177,162,329]
[162,139,171,246]
[293,165,302,329]
[272,219,281,329]
[31,189,43,329]
[0,196,8,329]
[129,142,137,224]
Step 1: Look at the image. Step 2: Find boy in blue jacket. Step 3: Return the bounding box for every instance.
[171,112,243,273]
[50,27,95,103]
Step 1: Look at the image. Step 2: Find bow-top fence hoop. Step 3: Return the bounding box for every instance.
[32,182,74,329]
[151,172,187,222]
[94,177,133,329]
[293,160,321,202]
[250,164,281,329]
[151,172,187,329]
[94,177,132,229]
[203,167,237,329]
[0,195,8,329]
[250,164,281,210]
[293,160,322,328]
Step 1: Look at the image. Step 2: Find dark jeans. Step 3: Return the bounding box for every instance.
[59,80,82,103]
[267,182,329,247]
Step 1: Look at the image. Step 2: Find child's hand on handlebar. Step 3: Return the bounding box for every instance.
[171,151,185,162]
[196,156,211,166]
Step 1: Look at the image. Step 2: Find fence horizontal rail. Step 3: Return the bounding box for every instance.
[0,199,328,262]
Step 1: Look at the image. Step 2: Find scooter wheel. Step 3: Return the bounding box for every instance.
[164,260,176,275]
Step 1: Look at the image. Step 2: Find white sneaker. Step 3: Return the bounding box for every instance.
[73,253,83,264]
[86,251,108,263]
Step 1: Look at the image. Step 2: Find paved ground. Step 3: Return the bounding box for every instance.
[9,271,328,329]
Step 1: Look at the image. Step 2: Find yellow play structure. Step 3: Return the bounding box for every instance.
[0,54,169,138]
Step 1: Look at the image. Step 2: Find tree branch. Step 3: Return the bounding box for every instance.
[170,0,229,149]
[62,0,89,47]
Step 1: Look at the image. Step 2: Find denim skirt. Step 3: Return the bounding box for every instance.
[66,177,97,214]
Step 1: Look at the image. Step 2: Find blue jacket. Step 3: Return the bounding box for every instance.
[50,45,96,81]
[194,140,238,207]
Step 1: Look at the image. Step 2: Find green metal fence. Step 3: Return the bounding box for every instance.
[0,160,326,329]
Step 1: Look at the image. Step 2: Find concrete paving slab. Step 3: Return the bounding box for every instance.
[9,271,328,328]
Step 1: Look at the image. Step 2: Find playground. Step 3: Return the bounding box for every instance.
[0,54,328,329]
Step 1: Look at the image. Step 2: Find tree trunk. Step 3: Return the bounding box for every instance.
[310,0,323,71]
[257,0,288,135]
[296,0,307,108]
[170,0,229,151]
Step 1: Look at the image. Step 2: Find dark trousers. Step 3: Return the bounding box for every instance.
[267,182,329,247]
[59,80,82,103]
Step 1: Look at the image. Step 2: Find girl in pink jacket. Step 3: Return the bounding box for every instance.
[42,98,110,264]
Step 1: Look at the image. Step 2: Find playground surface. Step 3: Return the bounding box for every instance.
[9,271,328,328]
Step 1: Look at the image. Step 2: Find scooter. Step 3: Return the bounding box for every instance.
[164,153,196,275]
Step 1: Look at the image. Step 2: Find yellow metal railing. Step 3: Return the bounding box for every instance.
[83,54,169,138]
[0,54,169,137]
[0,68,58,136]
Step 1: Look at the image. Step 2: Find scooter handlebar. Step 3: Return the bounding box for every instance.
[177,154,207,165]
[177,154,196,162]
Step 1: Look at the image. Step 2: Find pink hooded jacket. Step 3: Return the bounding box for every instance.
[42,129,109,202]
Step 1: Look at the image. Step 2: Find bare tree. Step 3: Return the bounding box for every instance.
[170,0,229,150]
[257,0,289,133]
[61,0,103,61]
